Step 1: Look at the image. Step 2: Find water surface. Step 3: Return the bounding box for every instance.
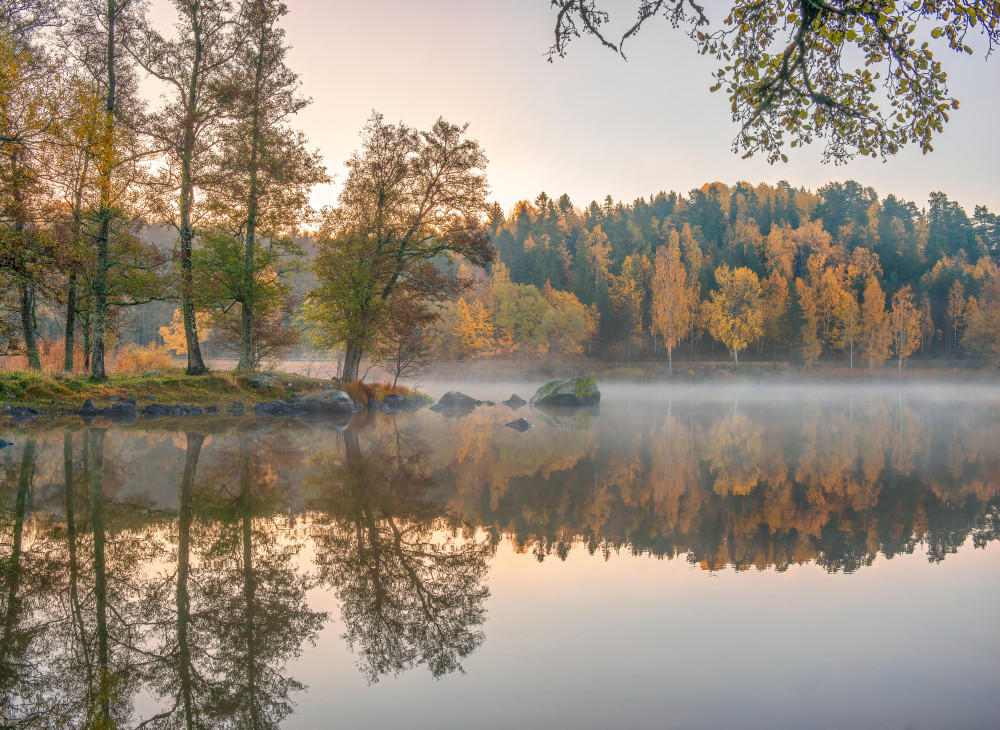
[2,382,998,729]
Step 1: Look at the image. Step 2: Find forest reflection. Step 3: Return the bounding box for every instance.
[0,391,998,726]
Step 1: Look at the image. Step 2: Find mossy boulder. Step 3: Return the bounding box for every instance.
[529,378,600,408]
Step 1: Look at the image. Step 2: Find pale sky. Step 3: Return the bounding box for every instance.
[151,0,1000,215]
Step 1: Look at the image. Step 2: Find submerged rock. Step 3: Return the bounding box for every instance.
[529,378,600,408]
[505,417,534,432]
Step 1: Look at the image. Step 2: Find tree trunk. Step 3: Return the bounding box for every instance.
[91,0,117,381]
[668,345,672,376]
[343,343,363,382]
[178,18,208,377]
[64,274,77,372]
[734,348,739,367]
[19,281,40,370]
[91,210,110,380]
[238,25,267,374]
[82,313,92,371]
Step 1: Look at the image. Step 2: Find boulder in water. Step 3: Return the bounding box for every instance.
[436,391,481,410]
[299,389,359,414]
[502,394,527,410]
[529,378,600,408]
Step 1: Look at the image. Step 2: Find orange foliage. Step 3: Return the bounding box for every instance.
[112,343,178,373]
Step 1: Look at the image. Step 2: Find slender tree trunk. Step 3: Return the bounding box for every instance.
[82,312,92,371]
[91,215,110,380]
[91,0,117,381]
[179,21,207,376]
[668,345,672,376]
[64,274,77,372]
[238,26,268,373]
[734,348,739,367]
[179,168,207,375]
[19,280,40,370]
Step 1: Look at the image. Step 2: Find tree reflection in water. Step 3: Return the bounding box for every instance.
[0,390,998,726]
[143,428,326,729]
[307,426,492,683]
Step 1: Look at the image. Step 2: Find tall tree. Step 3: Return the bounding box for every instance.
[890,285,921,370]
[703,264,763,366]
[650,234,695,374]
[308,113,494,382]
[859,274,890,369]
[210,0,326,372]
[135,0,243,375]
[63,0,149,379]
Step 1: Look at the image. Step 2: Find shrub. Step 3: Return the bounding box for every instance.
[112,343,178,374]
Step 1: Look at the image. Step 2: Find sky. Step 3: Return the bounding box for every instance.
[150,0,1000,216]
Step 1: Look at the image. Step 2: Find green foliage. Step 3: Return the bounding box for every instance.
[549,1,1000,161]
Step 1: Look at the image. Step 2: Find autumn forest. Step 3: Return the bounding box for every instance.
[2,2,1000,384]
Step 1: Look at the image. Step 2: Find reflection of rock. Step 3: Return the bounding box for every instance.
[299,389,359,414]
[529,404,599,430]
[502,394,527,410]
[505,417,533,432]
[529,378,600,407]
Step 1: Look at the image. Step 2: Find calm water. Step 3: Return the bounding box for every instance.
[2,382,998,729]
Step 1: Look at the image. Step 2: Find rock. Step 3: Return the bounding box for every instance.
[232,402,245,409]
[250,372,276,388]
[299,389,359,414]
[253,400,303,417]
[107,402,137,425]
[80,398,98,413]
[529,378,600,408]
[437,391,481,410]
[143,369,163,376]
[205,405,219,415]
[382,394,407,408]
[367,399,391,413]
[505,417,534,432]
[502,394,527,410]
[0,439,12,448]
[109,395,118,402]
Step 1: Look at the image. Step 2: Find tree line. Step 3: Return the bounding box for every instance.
[486,181,1000,368]
[4,2,1000,383]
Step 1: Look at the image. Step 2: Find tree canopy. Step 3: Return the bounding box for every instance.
[549,0,1000,161]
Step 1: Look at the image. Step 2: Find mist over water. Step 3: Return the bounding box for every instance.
[2,379,998,728]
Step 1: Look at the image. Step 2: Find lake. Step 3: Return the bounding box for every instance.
[2,381,998,729]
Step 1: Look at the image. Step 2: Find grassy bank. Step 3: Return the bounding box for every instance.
[0,369,418,412]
